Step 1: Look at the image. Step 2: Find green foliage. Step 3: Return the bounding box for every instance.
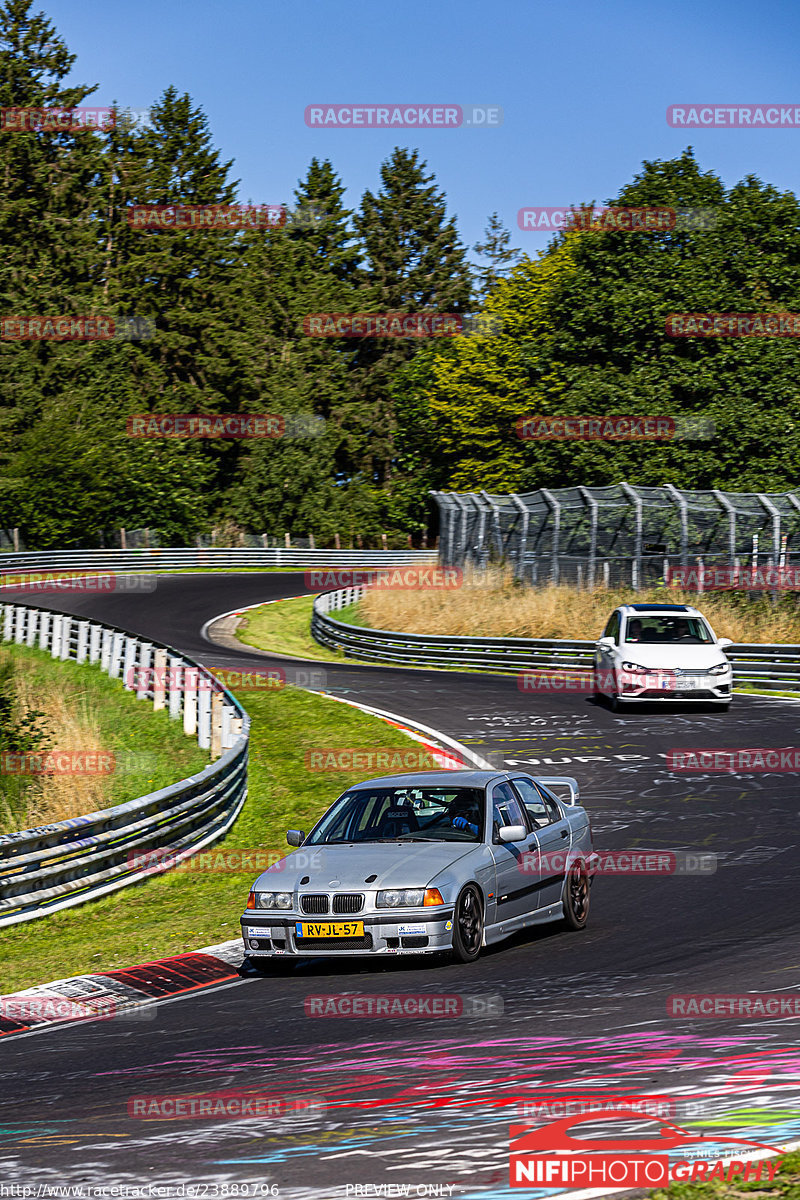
[0,0,798,544]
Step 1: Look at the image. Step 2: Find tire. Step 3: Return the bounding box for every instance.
[451,884,484,963]
[562,861,590,931]
[609,692,625,713]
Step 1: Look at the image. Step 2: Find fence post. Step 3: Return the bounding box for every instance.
[26,609,38,648]
[197,685,212,749]
[184,665,198,736]
[100,629,112,671]
[211,691,223,758]
[109,632,125,678]
[76,621,89,663]
[136,643,152,698]
[60,616,72,659]
[169,656,183,720]
[89,624,102,664]
[51,614,63,658]
[540,489,561,585]
[2,605,11,642]
[153,648,167,710]
[39,611,50,651]
[14,606,25,644]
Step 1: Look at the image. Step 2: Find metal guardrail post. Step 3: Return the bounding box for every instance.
[511,494,529,582]
[136,643,152,699]
[712,490,736,566]
[14,606,25,644]
[153,648,167,710]
[25,609,38,648]
[184,665,198,735]
[540,489,561,585]
[38,610,50,651]
[122,636,137,688]
[169,656,183,720]
[60,616,72,660]
[109,632,124,678]
[577,486,599,589]
[663,484,689,571]
[76,621,89,663]
[620,483,642,590]
[51,614,62,659]
[89,623,102,664]
[197,686,212,750]
[2,606,11,641]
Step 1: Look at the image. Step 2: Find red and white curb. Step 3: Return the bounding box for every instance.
[0,941,244,1038]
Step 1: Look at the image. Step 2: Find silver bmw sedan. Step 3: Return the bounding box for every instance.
[240,769,597,967]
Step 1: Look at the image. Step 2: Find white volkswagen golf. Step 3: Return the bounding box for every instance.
[593,603,734,711]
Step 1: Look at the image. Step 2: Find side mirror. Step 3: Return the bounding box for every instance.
[595,636,615,649]
[717,637,733,650]
[498,824,527,843]
[287,829,306,847]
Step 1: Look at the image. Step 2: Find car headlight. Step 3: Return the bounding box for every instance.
[257,892,293,909]
[708,662,729,676]
[377,888,426,908]
[621,661,648,674]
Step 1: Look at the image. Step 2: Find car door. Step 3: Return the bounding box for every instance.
[595,610,621,696]
[488,781,538,925]
[510,777,571,912]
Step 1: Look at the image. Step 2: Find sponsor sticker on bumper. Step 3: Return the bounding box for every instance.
[398,923,427,935]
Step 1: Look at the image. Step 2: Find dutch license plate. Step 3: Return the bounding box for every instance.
[680,677,700,690]
[295,921,364,938]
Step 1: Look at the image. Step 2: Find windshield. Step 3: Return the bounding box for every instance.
[305,786,486,845]
[624,615,713,645]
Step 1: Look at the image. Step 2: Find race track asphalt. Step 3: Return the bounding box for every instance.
[1,574,798,1196]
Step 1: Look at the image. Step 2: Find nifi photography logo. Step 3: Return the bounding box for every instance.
[509,1108,783,1188]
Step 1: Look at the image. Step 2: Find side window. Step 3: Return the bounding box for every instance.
[513,778,561,825]
[490,782,528,839]
[603,612,620,643]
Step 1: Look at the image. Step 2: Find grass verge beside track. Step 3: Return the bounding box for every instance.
[653,1149,800,1200]
[0,643,209,831]
[0,685,434,993]
[236,595,349,661]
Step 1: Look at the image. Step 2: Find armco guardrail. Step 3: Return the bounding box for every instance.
[0,548,437,573]
[312,587,800,691]
[0,603,249,927]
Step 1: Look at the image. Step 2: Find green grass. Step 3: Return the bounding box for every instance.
[0,685,430,993]
[0,643,209,833]
[652,1149,800,1200]
[236,595,349,661]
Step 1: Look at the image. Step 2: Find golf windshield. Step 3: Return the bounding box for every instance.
[306,786,486,844]
[624,615,713,644]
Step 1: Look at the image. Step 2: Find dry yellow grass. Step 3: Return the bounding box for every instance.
[358,568,800,644]
[11,663,109,827]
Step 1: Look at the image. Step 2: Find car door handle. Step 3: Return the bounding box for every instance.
[560,829,569,839]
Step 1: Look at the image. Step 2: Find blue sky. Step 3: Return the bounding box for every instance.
[42,0,800,262]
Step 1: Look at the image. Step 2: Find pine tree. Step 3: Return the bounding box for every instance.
[350,147,472,489]
[472,212,521,300]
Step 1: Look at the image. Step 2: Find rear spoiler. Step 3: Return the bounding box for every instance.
[534,776,580,806]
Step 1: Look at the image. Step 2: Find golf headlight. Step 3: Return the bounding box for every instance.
[377,888,426,908]
[257,892,293,909]
[621,661,648,674]
[708,662,729,675]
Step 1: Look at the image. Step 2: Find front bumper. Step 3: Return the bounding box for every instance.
[240,909,456,957]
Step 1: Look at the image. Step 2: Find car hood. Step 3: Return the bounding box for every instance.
[616,644,729,670]
[253,841,477,892]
